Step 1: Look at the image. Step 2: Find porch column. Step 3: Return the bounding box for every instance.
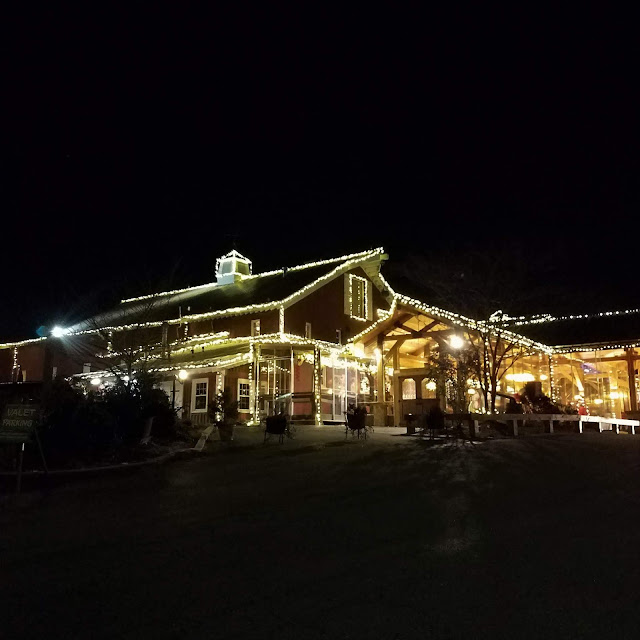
[376,335,385,402]
[252,343,261,424]
[548,353,556,403]
[372,334,386,426]
[313,346,322,426]
[626,348,638,413]
[393,348,401,427]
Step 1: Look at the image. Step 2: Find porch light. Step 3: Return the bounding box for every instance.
[51,326,69,338]
[539,374,548,381]
[449,335,465,350]
[178,369,188,381]
[90,377,101,386]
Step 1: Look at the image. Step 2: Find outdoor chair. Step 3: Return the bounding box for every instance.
[345,408,369,439]
[264,413,288,444]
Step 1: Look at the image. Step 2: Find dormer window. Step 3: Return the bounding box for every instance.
[345,274,372,321]
[215,250,252,285]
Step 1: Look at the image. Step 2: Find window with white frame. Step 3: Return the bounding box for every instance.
[349,275,368,320]
[251,319,261,336]
[238,378,251,412]
[191,378,209,413]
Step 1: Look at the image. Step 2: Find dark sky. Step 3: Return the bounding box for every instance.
[2,7,639,340]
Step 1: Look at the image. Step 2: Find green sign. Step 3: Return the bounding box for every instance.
[0,404,40,443]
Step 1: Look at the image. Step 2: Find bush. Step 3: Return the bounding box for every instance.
[208,388,239,426]
[40,373,178,451]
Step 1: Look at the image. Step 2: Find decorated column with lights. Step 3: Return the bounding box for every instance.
[253,343,261,423]
[313,346,322,425]
[548,353,557,403]
[248,341,256,425]
[625,347,638,412]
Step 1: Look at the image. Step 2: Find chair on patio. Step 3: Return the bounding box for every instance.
[264,413,288,444]
[345,406,369,439]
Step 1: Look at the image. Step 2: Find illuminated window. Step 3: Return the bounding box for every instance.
[238,379,251,412]
[349,275,368,320]
[191,378,209,413]
[251,319,261,336]
[402,378,416,400]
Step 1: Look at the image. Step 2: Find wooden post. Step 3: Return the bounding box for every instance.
[626,348,638,413]
[16,442,24,494]
[392,349,401,427]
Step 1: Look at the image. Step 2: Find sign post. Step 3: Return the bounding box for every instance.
[0,404,46,494]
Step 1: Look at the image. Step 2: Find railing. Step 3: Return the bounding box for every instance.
[444,413,640,437]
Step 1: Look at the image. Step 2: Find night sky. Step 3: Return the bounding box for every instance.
[2,8,639,340]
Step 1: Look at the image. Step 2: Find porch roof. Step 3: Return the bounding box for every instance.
[510,311,640,351]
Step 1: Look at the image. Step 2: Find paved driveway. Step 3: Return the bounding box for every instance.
[2,427,640,639]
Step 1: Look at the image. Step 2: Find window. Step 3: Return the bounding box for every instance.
[402,378,416,400]
[347,274,369,320]
[238,378,251,412]
[251,319,261,336]
[191,378,209,413]
[336,329,342,345]
[305,322,312,339]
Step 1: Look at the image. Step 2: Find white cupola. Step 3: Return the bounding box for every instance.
[215,250,252,285]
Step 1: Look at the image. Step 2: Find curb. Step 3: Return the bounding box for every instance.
[0,446,202,479]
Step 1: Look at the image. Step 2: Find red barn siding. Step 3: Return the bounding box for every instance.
[284,267,389,343]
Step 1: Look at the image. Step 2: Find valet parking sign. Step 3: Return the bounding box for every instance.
[0,404,40,443]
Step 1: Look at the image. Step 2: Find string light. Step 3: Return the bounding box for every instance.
[348,274,369,321]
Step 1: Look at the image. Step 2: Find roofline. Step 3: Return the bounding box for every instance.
[119,247,386,304]
[350,292,555,354]
[553,339,640,354]
[5,248,387,341]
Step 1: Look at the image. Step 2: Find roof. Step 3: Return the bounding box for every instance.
[69,248,386,331]
[382,262,640,351]
[509,310,640,350]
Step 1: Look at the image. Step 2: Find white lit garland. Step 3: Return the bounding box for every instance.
[119,248,385,304]
[314,346,321,425]
[348,274,369,321]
